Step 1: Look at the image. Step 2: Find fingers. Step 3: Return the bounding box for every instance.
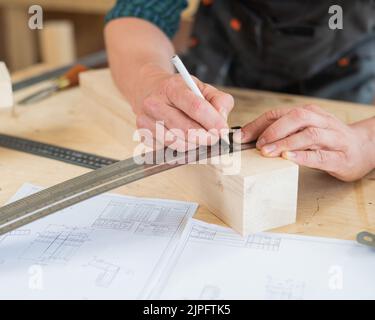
[282,150,345,173]
[233,105,335,145]
[256,108,332,148]
[165,77,228,133]
[198,82,234,120]
[136,114,197,152]
[233,108,292,144]
[259,127,344,157]
[143,97,219,146]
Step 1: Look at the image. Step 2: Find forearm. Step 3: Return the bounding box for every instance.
[105,17,175,108]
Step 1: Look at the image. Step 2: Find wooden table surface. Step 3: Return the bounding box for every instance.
[0,69,374,241]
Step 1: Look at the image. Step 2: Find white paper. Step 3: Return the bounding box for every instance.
[153,220,375,300]
[0,183,197,299]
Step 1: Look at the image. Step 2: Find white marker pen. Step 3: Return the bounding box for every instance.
[171,55,230,144]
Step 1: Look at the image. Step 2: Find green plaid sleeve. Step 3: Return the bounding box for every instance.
[105,0,188,38]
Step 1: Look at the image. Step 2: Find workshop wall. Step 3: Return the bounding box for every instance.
[0,0,199,72]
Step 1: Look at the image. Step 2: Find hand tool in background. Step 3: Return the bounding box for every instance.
[0,134,255,236]
[18,64,88,105]
[0,133,118,169]
[12,50,107,92]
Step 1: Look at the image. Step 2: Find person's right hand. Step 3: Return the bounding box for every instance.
[133,65,234,151]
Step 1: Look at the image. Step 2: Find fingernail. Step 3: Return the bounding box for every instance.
[262,144,276,155]
[233,130,243,144]
[283,151,296,160]
[257,138,266,149]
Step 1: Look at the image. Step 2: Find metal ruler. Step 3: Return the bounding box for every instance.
[0,133,118,170]
[0,138,255,236]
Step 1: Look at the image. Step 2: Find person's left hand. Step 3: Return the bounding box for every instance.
[233,104,374,181]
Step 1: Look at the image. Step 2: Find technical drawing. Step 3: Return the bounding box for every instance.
[189,225,281,250]
[246,235,281,251]
[198,285,221,299]
[0,229,31,244]
[190,225,246,246]
[92,201,136,231]
[190,226,217,240]
[265,276,305,300]
[86,257,121,288]
[92,200,189,236]
[0,229,31,265]
[135,222,178,237]
[19,225,89,264]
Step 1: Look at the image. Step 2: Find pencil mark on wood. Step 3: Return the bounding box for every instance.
[313,196,324,216]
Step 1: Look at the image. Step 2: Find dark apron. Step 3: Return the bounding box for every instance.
[184,0,375,104]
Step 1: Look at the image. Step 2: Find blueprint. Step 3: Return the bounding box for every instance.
[153,220,375,300]
[0,183,197,299]
[2,184,375,300]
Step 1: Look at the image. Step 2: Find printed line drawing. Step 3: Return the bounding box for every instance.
[189,225,281,251]
[191,226,216,240]
[86,257,121,288]
[190,225,245,247]
[0,229,31,244]
[135,222,177,237]
[246,235,281,251]
[19,225,89,264]
[265,276,306,300]
[92,200,189,237]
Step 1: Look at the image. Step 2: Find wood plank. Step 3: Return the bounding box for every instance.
[39,20,76,65]
[0,0,115,14]
[2,5,38,71]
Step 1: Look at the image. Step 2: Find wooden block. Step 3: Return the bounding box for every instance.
[39,20,76,66]
[173,151,299,234]
[79,69,299,235]
[0,62,13,109]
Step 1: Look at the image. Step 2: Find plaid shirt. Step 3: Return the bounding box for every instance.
[106,0,187,38]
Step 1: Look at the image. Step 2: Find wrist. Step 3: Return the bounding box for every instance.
[351,117,375,170]
[363,119,375,170]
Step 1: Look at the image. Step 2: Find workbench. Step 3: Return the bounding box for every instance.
[0,68,374,241]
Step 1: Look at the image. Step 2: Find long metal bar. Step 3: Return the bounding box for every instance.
[0,140,255,236]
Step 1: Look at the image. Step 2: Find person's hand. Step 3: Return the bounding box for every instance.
[234,104,375,181]
[133,65,234,151]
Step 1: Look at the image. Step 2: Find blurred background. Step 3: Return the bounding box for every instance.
[0,0,199,72]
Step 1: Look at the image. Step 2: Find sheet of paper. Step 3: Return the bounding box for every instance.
[153,220,375,300]
[0,183,197,299]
